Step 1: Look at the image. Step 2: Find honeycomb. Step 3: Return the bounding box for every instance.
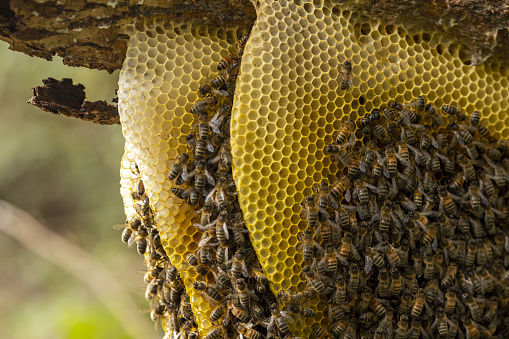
[116,0,509,337]
[230,0,509,334]
[117,21,249,334]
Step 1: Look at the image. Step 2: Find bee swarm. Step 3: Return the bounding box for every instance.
[297,99,509,339]
[116,0,509,338]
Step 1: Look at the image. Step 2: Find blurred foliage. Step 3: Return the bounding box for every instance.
[0,43,159,339]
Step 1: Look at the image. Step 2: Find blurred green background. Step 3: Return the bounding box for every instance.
[0,42,159,339]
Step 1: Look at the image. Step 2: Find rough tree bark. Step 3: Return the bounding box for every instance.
[2,0,508,123]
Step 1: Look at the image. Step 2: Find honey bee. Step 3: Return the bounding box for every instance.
[312,326,333,339]
[373,123,390,144]
[235,322,264,339]
[347,263,361,295]
[359,311,379,324]
[319,243,339,273]
[171,187,200,206]
[133,225,149,255]
[197,75,229,97]
[440,263,457,289]
[264,303,294,337]
[300,195,327,228]
[384,144,398,177]
[384,244,401,268]
[286,304,316,319]
[331,274,347,304]
[326,143,352,167]
[190,96,218,115]
[278,291,306,308]
[339,60,353,90]
[205,326,224,339]
[297,228,322,263]
[364,246,385,273]
[217,53,238,71]
[302,265,331,295]
[462,316,481,339]
[394,314,410,339]
[477,124,493,141]
[444,290,457,314]
[313,180,339,210]
[335,119,356,147]
[369,297,388,317]
[437,185,458,216]
[208,105,231,134]
[230,248,249,279]
[456,153,476,182]
[424,104,444,126]
[234,278,259,309]
[342,319,358,339]
[448,121,474,145]
[113,218,141,245]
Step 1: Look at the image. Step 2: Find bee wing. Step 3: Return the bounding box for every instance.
[184,168,195,181]
[223,222,229,239]
[347,76,353,89]
[371,212,381,222]
[383,164,390,178]
[344,189,351,202]
[112,223,127,230]
[415,166,423,179]
[178,164,188,181]
[365,255,374,274]
[328,218,342,234]
[193,223,210,231]
[212,89,229,97]
[299,209,308,220]
[433,113,444,127]
[432,236,438,252]
[350,244,361,261]
[206,140,215,152]
[198,234,212,247]
[407,144,421,157]
[296,243,303,252]
[329,196,340,210]
[314,222,322,239]
[365,182,379,193]
[319,208,331,219]
[205,188,216,204]
[127,233,137,248]
[248,289,259,301]
[224,247,229,262]
[352,187,358,200]
[242,261,249,278]
[359,160,366,173]
[281,311,295,323]
[205,170,216,186]
[337,254,349,266]
[262,317,275,332]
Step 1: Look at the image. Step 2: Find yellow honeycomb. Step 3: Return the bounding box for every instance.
[117,21,248,334]
[231,0,509,334]
[117,0,509,337]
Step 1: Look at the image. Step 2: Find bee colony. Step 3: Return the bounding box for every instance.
[116,0,509,338]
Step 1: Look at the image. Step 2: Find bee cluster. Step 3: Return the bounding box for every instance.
[115,165,199,338]
[167,33,304,339]
[293,93,509,338]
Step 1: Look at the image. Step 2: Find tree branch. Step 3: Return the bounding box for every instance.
[27,78,120,125]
